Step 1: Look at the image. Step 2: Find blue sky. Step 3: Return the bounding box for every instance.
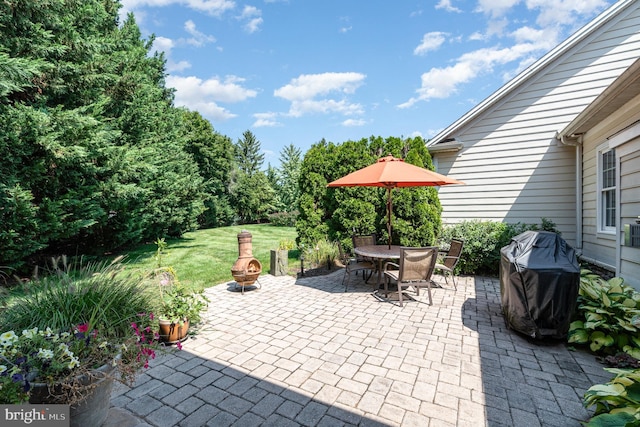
[120,0,615,167]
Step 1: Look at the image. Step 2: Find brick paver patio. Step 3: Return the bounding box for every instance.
[107,270,610,426]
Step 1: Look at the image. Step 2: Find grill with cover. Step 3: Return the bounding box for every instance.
[499,231,580,339]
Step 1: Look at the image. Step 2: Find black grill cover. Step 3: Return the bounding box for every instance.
[499,231,580,339]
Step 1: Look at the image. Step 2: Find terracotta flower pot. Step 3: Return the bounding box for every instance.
[159,319,190,344]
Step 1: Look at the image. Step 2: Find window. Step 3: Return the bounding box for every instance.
[598,147,616,233]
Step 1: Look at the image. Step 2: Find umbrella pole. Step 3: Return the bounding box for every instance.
[387,187,392,249]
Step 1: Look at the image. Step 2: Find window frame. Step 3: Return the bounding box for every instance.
[596,143,616,235]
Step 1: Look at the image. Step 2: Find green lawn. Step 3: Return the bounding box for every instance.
[120,224,298,291]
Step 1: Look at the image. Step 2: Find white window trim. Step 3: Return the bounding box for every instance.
[596,142,616,235]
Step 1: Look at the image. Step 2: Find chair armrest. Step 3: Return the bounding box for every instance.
[383,261,399,271]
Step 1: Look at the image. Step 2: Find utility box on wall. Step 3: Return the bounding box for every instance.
[624,223,640,247]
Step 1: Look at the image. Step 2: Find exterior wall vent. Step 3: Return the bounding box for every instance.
[624,223,640,247]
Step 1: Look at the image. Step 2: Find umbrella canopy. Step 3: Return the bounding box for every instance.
[327,156,464,248]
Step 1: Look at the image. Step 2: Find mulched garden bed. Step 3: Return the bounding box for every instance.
[294,263,344,278]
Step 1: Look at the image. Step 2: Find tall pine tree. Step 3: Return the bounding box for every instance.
[234,130,264,176]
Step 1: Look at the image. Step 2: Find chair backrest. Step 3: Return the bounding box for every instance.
[443,239,464,269]
[352,234,376,249]
[398,247,438,282]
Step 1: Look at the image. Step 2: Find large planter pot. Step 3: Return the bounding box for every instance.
[29,361,115,427]
[159,319,190,344]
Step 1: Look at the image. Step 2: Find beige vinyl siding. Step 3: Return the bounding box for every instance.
[620,144,640,290]
[581,135,616,268]
[434,3,640,247]
[579,90,640,281]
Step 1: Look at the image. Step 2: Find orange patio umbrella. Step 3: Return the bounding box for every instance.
[327,156,464,248]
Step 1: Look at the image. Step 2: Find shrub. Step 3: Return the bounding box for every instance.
[301,238,339,269]
[437,218,559,276]
[0,256,163,404]
[278,239,295,251]
[269,211,298,227]
[568,271,640,426]
[582,368,640,426]
[296,136,441,249]
[0,256,156,339]
[568,271,640,358]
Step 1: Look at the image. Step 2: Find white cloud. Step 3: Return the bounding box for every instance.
[486,17,509,37]
[342,119,367,127]
[399,42,544,108]
[402,0,608,110]
[152,35,174,52]
[238,5,263,33]
[414,32,448,55]
[274,72,366,118]
[244,17,263,33]
[527,0,609,27]
[275,72,366,101]
[166,75,257,121]
[253,112,282,127]
[184,20,216,46]
[475,0,520,18]
[287,99,364,118]
[150,22,217,72]
[168,60,192,72]
[120,0,235,16]
[151,36,193,72]
[435,0,461,13]
[339,16,352,33]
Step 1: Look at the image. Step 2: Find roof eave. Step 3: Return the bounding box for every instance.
[427,140,464,153]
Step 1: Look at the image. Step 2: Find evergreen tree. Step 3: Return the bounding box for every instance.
[0,1,207,267]
[234,130,264,176]
[229,171,276,224]
[181,110,234,227]
[278,144,302,212]
[297,136,442,249]
[266,163,284,212]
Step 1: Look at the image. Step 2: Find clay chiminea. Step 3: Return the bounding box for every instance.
[231,230,262,293]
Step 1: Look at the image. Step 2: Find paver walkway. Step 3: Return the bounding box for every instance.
[107,270,611,427]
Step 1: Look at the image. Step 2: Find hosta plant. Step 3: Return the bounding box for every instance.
[583,368,640,426]
[568,270,640,359]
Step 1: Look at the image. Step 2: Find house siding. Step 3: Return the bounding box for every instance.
[581,125,616,268]
[619,141,640,290]
[579,90,640,289]
[431,2,640,247]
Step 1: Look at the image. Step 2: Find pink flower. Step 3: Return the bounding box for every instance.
[76,323,89,333]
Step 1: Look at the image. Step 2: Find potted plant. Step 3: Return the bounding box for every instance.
[157,273,208,344]
[0,256,163,427]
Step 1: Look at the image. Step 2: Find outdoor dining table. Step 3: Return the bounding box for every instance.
[354,244,401,288]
